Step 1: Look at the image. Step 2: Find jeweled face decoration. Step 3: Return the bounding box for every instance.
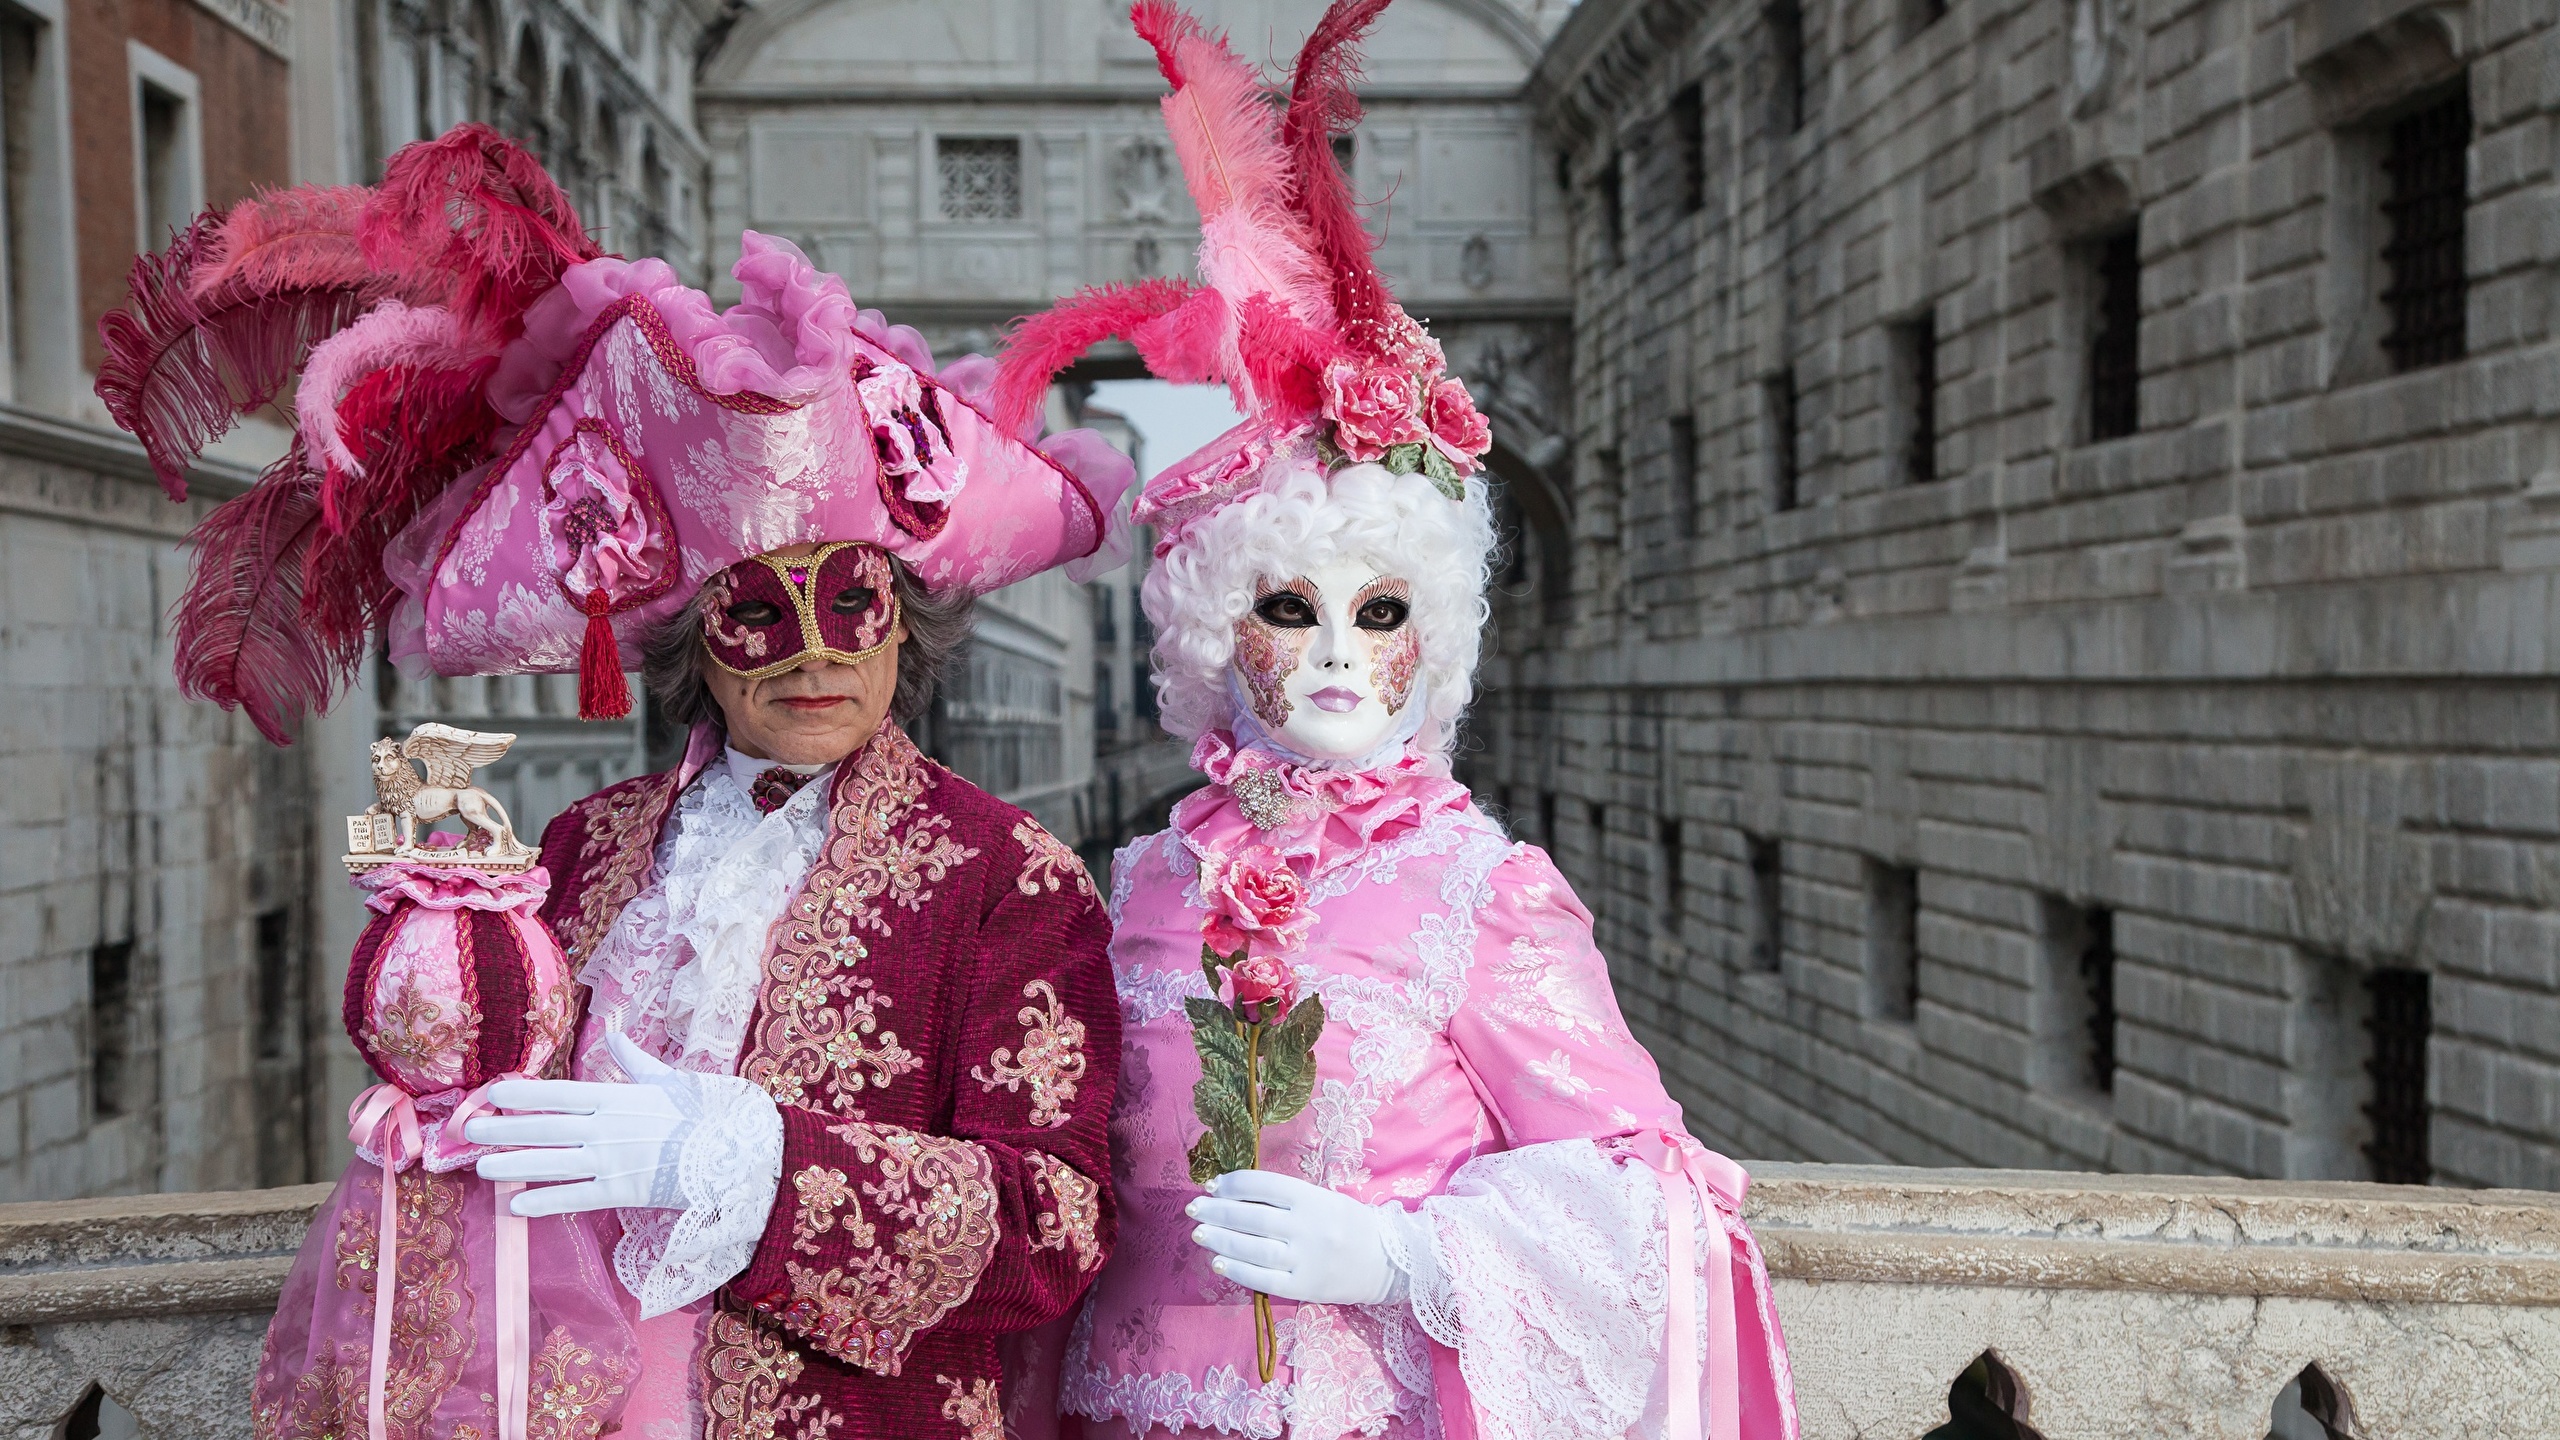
[1231,556,1419,761]
[701,541,902,678]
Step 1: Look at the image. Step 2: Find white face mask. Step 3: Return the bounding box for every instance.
[1227,555,1422,763]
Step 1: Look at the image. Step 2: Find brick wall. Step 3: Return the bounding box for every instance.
[1481,0,2560,1187]
[67,0,289,373]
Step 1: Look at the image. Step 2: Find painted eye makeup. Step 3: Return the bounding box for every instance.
[830,586,878,615]
[1252,592,1319,628]
[1354,596,1409,631]
[725,599,785,627]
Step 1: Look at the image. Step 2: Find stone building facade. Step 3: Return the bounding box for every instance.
[0,0,306,1201]
[1470,0,2560,1190]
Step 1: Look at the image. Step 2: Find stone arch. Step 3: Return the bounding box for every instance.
[464,0,503,118]
[1921,1351,2045,1440]
[701,0,1550,89]
[512,22,548,119]
[2270,1364,2361,1440]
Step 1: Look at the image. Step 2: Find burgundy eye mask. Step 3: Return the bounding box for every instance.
[701,542,901,678]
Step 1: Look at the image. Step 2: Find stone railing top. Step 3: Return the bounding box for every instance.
[0,1182,330,1326]
[1742,1163,2560,1306]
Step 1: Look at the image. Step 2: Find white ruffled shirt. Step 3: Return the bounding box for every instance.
[575,748,836,1318]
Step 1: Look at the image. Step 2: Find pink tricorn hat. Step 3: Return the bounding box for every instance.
[379,233,1137,709]
[95,124,1134,740]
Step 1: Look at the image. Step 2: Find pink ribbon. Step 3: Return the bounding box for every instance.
[349,1080,532,1440]
[447,1080,532,1440]
[1629,1128,1750,1440]
[347,1086,421,1440]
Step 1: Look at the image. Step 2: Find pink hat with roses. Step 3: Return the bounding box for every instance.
[96,124,1135,742]
[988,0,1493,554]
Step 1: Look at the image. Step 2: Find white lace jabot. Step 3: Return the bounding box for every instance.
[576,756,839,1317]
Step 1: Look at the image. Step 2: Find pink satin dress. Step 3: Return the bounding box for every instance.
[1063,734,1796,1440]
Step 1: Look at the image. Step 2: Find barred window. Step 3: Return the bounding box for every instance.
[1668,413,1699,537]
[1766,368,1800,512]
[2088,226,2141,441]
[1669,82,1704,214]
[2379,88,2469,372]
[1865,859,1919,1023]
[1748,834,1783,972]
[938,136,1022,222]
[1891,313,1938,484]
[2364,968,2432,1184]
[1599,152,1625,265]
[1766,0,1805,134]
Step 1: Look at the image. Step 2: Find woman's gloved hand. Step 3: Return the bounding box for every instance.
[467,1030,699,1219]
[1185,1168,1408,1306]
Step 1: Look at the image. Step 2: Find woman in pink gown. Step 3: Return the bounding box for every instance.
[990,5,1800,1438]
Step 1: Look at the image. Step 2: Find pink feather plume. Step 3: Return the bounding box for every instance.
[297,301,490,482]
[1133,2,1332,336]
[991,277,1198,435]
[170,463,345,745]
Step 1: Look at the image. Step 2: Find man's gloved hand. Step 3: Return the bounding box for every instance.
[1185,1168,1405,1306]
[468,1030,697,1219]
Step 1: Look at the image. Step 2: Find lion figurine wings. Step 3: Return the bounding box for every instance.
[354,722,535,869]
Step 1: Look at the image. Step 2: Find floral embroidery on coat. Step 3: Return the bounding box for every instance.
[1013,817,1094,897]
[789,1164,864,1256]
[939,1375,1005,1440]
[742,729,946,1114]
[970,979,1087,1129]
[564,775,679,961]
[1024,1150,1103,1273]
[775,1120,1002,1376]
[700,1309,820,1440]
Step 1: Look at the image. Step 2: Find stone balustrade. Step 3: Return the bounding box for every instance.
[7,1166,2558,1438]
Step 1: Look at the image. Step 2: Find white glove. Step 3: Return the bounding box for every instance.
[468,1030,699,1219]
[1186,1169,1409,1306]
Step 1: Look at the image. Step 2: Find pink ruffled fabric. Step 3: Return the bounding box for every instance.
[1171,729,1473,884]
[354,861,552,914]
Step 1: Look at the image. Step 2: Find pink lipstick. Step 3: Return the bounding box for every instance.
[1307,687,1364,714]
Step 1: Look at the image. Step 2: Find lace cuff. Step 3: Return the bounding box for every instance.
[1393,1137,1682,1440]
[614,1073,784,1319]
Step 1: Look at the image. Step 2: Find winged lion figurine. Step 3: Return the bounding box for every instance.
[357,723,535,868]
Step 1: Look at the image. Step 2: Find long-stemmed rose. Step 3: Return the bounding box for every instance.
[1187,846,1325,1382]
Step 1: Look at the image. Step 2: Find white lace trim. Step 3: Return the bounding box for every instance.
[1058,1293,1431,1440]
[579,764,832,1076]
[614,1071,784,1320]
[1401,1138,1711,1440]
[1109,830,1159,927]
[1060,1300,1290,1437]
[1115,962,1214,1027]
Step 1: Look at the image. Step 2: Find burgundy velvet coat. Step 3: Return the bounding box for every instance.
[536,724,1119,1439]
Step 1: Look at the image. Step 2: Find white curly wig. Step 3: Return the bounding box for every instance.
[1142,460,1496,758]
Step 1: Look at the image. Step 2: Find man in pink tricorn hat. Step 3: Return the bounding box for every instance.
[103,125,1130,1438]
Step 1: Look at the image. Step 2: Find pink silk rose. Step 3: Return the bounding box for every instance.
[1321,359,1427,463]
[1200,845,1313,958]
[1226,952,1298,1019]
[1426,377,1492,464]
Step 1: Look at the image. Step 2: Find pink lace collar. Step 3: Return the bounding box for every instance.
[1171,730,1472,880]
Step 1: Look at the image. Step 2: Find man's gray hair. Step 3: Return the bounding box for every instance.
[641,552,976,730]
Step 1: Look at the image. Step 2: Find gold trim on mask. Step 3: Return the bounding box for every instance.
[706,541,905,680]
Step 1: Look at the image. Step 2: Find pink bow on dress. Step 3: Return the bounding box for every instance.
[349,1079,532,1440]
[1627,1128,1753,1440]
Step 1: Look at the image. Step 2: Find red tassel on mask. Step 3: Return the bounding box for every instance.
[577,592,630,721]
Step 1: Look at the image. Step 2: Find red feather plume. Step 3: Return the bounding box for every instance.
[1282,0,1405,359]
[302,357,503,656]
[96,199,383,500]
[360,123,601,345]
[170,463,345,745]
[991,277,1198,435]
